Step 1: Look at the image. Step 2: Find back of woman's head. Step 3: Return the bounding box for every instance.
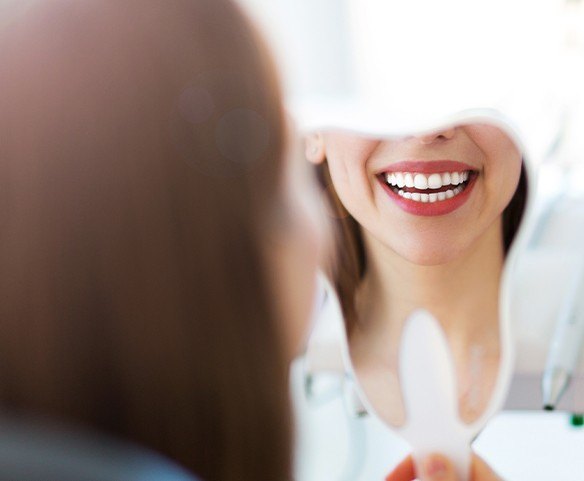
[0,1,290,479]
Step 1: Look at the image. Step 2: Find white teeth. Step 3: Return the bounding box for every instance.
[386,170,470,187]
[396,172,406,188]
[385,169,473,203]
[404,173,415,187]
[427,173,442,189]
[413,174,428,189]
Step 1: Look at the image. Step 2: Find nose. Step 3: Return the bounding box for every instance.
[414,127,457,145]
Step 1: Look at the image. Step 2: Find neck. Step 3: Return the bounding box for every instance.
[354,219,505,354]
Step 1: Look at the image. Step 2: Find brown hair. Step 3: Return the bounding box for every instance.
[0,1,291,480]
[316,160,528,334]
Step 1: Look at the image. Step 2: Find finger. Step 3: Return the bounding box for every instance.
[385,455,416,481]
[420,454,458,481]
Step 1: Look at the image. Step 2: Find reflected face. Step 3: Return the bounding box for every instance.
[318,125,522,265]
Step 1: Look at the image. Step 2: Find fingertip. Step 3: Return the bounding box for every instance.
[423,453,454,480]
[385,455,416,481]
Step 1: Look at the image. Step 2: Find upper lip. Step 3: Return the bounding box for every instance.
[375,160,477,175]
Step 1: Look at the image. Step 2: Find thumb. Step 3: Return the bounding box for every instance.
[420,454,458,481]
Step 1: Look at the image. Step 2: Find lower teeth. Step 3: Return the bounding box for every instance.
[394,184,465,203]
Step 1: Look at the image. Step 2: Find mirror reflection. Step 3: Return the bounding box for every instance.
[306,123,527,427]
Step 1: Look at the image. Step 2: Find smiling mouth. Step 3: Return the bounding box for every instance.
[379,170,477,203]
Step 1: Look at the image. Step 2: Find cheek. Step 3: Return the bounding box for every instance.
[468,126,523,214]
[465,124,522,201]
[503,162,523,209]
[323,135,378,206]
[484,153,523,216]
[325,149,356,191]
[325,155,375,224]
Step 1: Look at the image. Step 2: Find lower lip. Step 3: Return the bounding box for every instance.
[378,175,477,216]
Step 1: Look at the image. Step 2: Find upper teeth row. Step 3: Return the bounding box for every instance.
[385,171,469,189]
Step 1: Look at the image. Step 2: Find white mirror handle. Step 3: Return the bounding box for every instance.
[399,310,473,481]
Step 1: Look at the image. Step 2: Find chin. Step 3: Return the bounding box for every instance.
[390,239,467,266]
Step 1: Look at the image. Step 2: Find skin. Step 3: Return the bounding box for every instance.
[306,125,522,424]
[386,454,504,481]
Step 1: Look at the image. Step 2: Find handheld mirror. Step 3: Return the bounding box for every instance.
[309,119,531,479]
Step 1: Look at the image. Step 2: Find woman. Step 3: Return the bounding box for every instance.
[0,0,320,479]
[297,125,526,479]
[307,125,526,424]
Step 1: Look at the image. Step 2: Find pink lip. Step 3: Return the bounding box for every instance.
[377,160,476,175]
[377,160,478,217]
